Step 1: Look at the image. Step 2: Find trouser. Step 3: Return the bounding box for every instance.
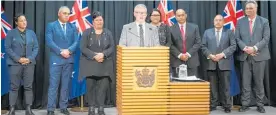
[47,63,73,111]
[240,56,266,107]
[86,76,109,107]
[9,65,35,106]
[207,66,231,108]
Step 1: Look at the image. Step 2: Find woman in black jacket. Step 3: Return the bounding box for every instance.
[149,8,172,46]
[79,11,114,115]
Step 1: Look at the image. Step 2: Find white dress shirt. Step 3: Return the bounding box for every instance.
[136,22,146,40]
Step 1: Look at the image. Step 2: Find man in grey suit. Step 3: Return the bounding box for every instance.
[119,4,160,47]
[201,15,236,113]
[236,1,270,113]
[170,9,201,77]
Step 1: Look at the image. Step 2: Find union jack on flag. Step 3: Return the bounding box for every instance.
[1,7,12,39]
[222,0,245,96]
[69,0,93,35]
[222,0,245,30]
[157,0,177,26]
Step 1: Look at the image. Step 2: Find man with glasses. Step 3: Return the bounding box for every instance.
[119,4,160,47]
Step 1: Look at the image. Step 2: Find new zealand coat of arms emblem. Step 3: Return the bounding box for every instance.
[135,67,155,87]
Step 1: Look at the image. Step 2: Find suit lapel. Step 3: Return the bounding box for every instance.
[15,28,24,47]
[219,29,226,47]
[174,24,182,40]
[211,28,218,47]
[129,22,139,38]
[66,23,70,41]
[55,21,66,39]
[25,30,31,46]
[145,23,151,46]
[252,16,259,37]
[185,23,191,40]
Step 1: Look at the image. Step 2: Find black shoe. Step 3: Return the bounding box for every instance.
[8,106,15,115]
[239,106,249,112]
[60,109,70,115]
[25,105,35,115]
[97,106,105,115]
[97,111,105,115]
[210,107,216,111]
[88,106,95,115]
[257,106,265,113]
[47,111,54,115]
[224,108,231,113]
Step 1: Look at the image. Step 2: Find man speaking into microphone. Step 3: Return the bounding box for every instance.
[119,4,160,47]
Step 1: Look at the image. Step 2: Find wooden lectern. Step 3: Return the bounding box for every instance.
[116,46,209,115]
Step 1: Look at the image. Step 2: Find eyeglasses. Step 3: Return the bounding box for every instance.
[135,11,147,15]
[61,12,70,15]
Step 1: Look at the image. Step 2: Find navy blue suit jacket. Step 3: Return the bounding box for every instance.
[45,20,78,65]
[4,28,39,65]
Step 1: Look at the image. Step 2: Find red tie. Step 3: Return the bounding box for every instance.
[249,20,253,35]
[180,25,186,53]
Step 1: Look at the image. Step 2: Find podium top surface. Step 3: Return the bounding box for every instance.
[117,45,169,50]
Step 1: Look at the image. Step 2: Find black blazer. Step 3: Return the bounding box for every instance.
[170,23,201,68]
[158,23,172,46]
[79,28,114,80]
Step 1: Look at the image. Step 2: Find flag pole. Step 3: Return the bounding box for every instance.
[71,95,88,112]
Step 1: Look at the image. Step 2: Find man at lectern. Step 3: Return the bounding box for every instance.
[170,9,201,77]
[201,15,236,113]
[119,4,160,47]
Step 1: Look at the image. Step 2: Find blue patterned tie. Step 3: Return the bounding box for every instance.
[62,24,66,35]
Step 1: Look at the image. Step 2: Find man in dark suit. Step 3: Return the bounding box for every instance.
[46,6,78,115]
[236,1,270,113]
[170,9,201,77]
[201,15,236,113]
[5,14,39,115]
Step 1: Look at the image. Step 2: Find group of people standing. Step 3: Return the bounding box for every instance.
[4,0,270,115]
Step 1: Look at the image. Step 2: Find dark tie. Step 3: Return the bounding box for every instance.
[62,24,66,35]
[216,31,220,47]
[180,25,186,53]
[139,24,144,47]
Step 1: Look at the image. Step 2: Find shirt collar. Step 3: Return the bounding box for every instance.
[17,27,26,34]
[58,19,66,26]
[136,22,145,27]
[248,16,256,22]
[178,22,186,27]
[215,28,223,32]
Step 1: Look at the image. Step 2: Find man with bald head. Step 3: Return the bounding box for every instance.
[236,1,270,113]
[46,6,78,115]
[119,4,159,47]
[170,9,201,77]
[201,14,236,113]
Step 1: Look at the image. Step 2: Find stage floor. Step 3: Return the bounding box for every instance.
[2,106,276,115]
